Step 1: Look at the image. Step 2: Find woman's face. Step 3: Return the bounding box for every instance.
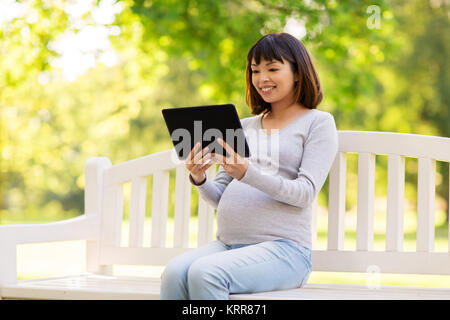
[250,57,298,106]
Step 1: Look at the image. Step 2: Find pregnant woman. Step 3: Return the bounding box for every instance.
[160,32,338,300]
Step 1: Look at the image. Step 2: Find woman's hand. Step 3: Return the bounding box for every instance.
[211,138,249,180]
[185,142,214,185]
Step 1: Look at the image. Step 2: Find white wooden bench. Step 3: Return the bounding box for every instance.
[1,131,450,300]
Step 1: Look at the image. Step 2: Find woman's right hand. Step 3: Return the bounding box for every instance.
[185,142,214,185]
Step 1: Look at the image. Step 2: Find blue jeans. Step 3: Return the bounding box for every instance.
[160,239,312,300]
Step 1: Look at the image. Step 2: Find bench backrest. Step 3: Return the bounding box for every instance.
[87,131,450,275]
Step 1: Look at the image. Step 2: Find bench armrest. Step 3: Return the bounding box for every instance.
[0,156,112,285]
[0,214,100,244]
[0,215,100,285]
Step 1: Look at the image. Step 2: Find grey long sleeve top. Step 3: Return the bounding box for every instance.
[191,108,338,249]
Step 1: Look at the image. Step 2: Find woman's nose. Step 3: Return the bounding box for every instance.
[259,72,269,83]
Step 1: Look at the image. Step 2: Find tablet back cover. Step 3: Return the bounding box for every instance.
[162,104,250,160]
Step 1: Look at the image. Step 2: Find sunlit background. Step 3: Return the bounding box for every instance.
[0,0,449,286]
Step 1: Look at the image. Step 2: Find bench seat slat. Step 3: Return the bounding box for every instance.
[232,283,450,300]
[1,275,161,300]
[2,274,449,300]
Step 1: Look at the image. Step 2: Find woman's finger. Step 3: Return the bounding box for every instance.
[187,142,201,164]
[217,138,237,163]
[191,154,213,175]
[211,153,226,165]
[193,146,209,164]
[196,159,214,175]
[200,156,213,169]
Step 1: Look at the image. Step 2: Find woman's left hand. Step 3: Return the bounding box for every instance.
[211,138,248,180]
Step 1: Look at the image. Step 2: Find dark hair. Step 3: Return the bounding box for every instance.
[245,32,322,115]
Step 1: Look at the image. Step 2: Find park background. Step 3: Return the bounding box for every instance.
[1,0,449,287]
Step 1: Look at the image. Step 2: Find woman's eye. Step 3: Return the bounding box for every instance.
[269,69,278,72]
[251,70,259,74]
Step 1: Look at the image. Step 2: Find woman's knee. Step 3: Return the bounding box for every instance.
[160,258,190,300]
[187,258,222,286]
[188,258,226,286]
[187,258,231,299]
[161,257,188,283]
[187,259,207,284]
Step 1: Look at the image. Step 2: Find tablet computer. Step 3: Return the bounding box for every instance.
[162,104,251,160]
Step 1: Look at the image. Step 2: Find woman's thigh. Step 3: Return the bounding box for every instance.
[162,240,228,277]
[189,239,311,294]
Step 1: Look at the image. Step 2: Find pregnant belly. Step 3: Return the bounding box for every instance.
[216,180,300,232]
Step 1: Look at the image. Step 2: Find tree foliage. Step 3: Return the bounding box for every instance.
[0,0,448,223]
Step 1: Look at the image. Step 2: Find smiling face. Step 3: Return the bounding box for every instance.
[245,33,322,115]
[250,57,298,107]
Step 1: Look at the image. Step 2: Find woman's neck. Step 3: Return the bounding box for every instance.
[266,101,307,120]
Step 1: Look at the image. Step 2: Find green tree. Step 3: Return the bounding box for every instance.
[1,0,448,224]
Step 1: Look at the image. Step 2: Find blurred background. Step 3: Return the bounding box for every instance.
[0,0,449,284]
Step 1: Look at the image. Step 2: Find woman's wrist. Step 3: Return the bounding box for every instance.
[189,173,206,186]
